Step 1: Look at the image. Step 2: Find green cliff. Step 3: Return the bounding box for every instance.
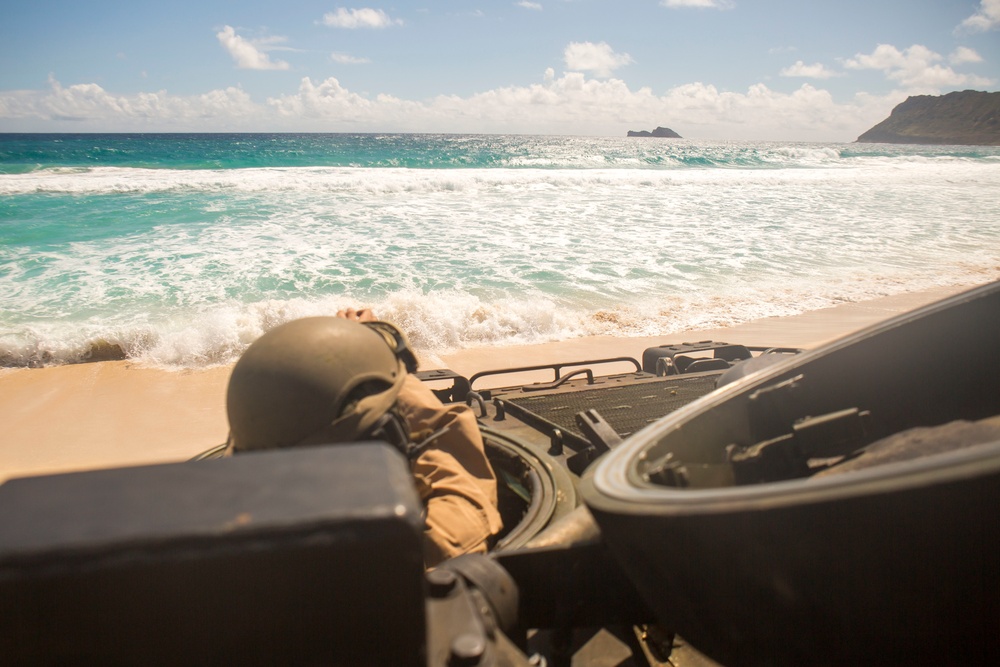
[856,90,1000,146]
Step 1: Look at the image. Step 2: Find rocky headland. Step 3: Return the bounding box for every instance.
[627,126,681,138]
[856,90,1000,146]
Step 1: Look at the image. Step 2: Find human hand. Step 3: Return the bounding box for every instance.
[336,307,378,322]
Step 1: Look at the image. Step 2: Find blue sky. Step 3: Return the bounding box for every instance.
[1,0,997,140]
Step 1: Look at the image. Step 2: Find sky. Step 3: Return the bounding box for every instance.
[1,0,998,141]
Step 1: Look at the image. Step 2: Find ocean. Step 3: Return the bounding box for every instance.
[1,133,998,368]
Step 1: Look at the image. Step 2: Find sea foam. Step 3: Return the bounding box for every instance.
[2,136,999,368]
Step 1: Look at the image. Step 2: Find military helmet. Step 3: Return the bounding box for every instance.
[226,316,417,453]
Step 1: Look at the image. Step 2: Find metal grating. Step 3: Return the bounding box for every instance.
[504,375,720,442]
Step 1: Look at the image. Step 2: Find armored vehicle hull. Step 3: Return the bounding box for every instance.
[583,280,1000,665]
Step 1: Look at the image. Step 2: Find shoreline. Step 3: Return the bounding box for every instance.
[0,283,979,484]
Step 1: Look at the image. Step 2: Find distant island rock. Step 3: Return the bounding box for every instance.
[856,90,1000,146]
[627,126,682,138]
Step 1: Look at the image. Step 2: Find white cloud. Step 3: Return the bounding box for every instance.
[267,77,382,120]
[517,1,543,9]
[563,42,633,78]
[844,44,916,71]
[949,46,983,65]
[216,25,290,70]
[0,76,260,128]
[331,52,371,64]
[843,43,994,90]
[0,72,904,141]
[780,61,842,79]
[661,0,735,9]
[957,0,1000,32]
[266,74,893,140]
[321,8,402,29]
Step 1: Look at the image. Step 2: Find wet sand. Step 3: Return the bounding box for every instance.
[0,284,977,484]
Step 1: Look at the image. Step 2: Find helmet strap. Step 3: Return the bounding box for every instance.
[406,422,457,460]
[366,409,413,457]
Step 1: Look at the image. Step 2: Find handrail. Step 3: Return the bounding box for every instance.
[469,356,642,389]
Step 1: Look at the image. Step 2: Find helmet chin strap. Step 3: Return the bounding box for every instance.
[366,410,413,458]
[405,422,457,459]
[365,409,457,461]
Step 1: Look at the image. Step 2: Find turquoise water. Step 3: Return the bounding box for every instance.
[2,133,999,367]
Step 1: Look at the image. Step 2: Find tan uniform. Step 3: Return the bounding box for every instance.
[396,375,503,567]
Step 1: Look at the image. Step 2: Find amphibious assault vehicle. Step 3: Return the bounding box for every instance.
[2,282,998,666]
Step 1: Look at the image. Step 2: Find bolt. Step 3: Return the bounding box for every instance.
[426,568,458,598]
[449,633,486,666]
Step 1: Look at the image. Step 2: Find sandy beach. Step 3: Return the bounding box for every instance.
[0,284,980,484]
